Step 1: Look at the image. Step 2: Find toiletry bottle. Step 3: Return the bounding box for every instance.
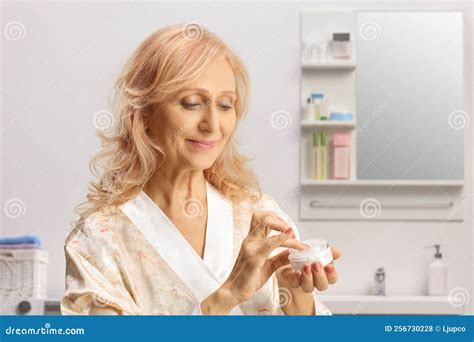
[316,41,328,61]
[333,133,351,179]
[311,93,324,120]
[312,130,319,179]
[303,97,313,121]
[320,96,329,120]
[426,244,447,295]
[320,129,327,179]
[330,33,352,60]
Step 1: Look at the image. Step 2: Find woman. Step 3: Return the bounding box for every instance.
[61,23,341,315]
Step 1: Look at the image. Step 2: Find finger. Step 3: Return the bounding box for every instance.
[249,212,293,238]
[311,262,329,291]
[280,267,301,288]
[280,236,309,251]
[248,211,277,237]
[264,249,290,276]
[331,246,342,260]
[263,232,309,254]
[324,263,339,285]
[300,264,314,293]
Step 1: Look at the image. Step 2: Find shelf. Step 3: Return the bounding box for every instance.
[301,120,356,128]
[302,60,356,70]
[301,179,464,187]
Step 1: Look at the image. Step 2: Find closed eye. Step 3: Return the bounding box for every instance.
[183,102,201,110]
[220,104,233,110]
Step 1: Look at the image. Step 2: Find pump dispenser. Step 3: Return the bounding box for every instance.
[425,244,447,295]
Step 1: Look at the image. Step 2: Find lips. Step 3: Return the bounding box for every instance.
[186,139,218,150]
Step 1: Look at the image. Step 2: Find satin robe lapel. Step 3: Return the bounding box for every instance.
[119,181,236,307]
[203,181,234,284]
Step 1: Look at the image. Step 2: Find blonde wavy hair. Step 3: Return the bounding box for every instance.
[76,23,262,219]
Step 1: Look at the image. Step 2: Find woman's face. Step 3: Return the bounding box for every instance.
[150,56,238,171]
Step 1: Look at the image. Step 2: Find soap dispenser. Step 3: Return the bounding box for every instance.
[425,244,447,295]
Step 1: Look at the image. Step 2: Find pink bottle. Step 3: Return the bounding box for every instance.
[332,133,350,179]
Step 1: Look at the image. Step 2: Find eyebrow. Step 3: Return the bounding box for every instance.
[181,87,236,96]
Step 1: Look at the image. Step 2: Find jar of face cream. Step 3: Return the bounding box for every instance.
[289,238,333,271]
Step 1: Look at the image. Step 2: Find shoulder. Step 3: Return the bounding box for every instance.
[65,206,125,249]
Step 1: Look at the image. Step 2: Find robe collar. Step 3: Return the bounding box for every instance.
[120,180,240,312]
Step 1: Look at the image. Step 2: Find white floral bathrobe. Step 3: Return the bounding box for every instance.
[61,181,331,315]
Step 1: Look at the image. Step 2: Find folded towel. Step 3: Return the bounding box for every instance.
[0,243,39,249]
[0,235,41,248]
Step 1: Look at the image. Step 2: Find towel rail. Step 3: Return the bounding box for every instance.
[309,200,454,209]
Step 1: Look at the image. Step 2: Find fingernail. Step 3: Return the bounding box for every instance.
[304,264,311,274]
[283,227,293,235]
[315,262,322,273]
[302,243,311,249]
[326,264,334,273]
[311,263,318,272]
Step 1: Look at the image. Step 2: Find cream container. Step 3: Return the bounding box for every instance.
[289,238,333,271]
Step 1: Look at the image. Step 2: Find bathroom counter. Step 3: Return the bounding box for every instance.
[4,296,465,316]
[318,295,467,315]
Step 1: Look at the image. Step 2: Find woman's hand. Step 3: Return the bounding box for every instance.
[201,211,308,314]
[275,247,341,315]
[278,246,342,293]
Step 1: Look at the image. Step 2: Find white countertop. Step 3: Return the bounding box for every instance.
[318,295,466,315]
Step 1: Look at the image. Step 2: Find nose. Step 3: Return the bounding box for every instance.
[198,101,219,134]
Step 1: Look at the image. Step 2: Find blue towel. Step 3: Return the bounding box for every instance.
[0,235,41,247]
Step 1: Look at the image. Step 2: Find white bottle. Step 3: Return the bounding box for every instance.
[426,244,447,295]
[303,97,314,121]
[311,93,324,120]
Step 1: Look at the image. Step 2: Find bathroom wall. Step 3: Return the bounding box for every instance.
[1,1,472,313]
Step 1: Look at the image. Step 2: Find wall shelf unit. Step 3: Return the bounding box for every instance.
[301,120,356,128]
[301,179,465,187]
[299,10,465,221]
[302,60,357,70]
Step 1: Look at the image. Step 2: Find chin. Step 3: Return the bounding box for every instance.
[189,157,218,171]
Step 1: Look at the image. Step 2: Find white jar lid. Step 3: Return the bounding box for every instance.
[288,238,333,269]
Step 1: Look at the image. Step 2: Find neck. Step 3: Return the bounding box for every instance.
[143,166,206,211]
